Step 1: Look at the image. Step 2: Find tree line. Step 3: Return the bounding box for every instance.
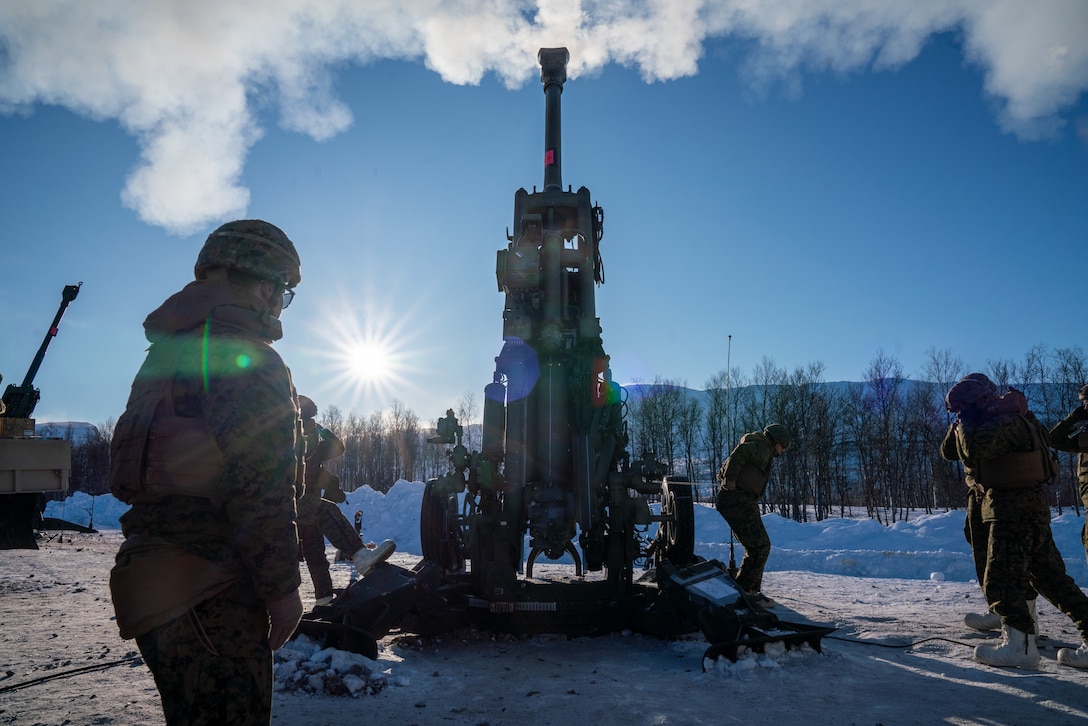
[52,343,1087,526]
[628,344,1088,524]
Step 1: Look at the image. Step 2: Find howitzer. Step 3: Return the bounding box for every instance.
[297,49,832,665]
[1,283,80,549]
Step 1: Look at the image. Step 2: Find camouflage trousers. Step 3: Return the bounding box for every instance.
[299,499,363,600]
[1080,480,1088,562]
[964,489,1036,599]
[136,582,272,726]
[716,489,771,593]
[985,517,1088,638]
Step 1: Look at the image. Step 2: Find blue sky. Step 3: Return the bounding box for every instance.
[1,2,1086,425]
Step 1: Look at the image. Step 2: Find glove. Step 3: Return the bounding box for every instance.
[266,589,303,650]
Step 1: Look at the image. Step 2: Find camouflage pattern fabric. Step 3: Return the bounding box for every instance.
[296,415,359,597]
[984,491,1088,638]
[963,489,1038,601]
[112,279,301,725]
[718,431,774,498]
[945,405,1088,638]
[299,499,363,599]
[963,489,988,586]
[715,489,771,593]
[1049,406,1088,558]
[136,582,272,726]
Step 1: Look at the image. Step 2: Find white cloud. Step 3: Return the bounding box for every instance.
[0,0,1084,233]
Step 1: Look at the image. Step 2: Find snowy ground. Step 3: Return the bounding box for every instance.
[3,484,1088,725]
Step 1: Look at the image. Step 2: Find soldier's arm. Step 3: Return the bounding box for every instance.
[1050,407,1088,452]
[939,422,961,461]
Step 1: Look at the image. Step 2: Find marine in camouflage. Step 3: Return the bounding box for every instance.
[943,398,1088,639]
[110,221,302,725]
[296,405,362,600]
[715,430,781,593]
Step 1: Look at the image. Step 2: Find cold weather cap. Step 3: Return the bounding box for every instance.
[945,378,994,413]
[194,219,301,287]
[763,423,791,449]
[1079,384,1088,402]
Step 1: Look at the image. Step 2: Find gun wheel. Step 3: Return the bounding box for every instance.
[658,477,695,566]
[420,479,466,572]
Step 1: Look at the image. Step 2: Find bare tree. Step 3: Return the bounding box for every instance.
[457,390,481,452]
[389,399,421,482]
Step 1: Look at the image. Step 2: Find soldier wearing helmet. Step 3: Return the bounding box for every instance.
[714,422,791,609]
[1048,385,1088,565]
[109,220,305,724]
[940,374,1088,671]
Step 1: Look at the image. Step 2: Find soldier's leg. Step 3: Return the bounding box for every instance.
[299,522,334,601]
[718,495,770,593]
[317,499,364,558]
[136,584,272,725]
[1028,525,1088,639]
[965,492,989,587]
[984,520,1035,634]
[1080,481,1088,563]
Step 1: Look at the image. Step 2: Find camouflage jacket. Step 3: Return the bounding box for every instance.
[1049,406,1088,484]
[718,431,775,499]
[116,279,301,603]
[941,408,1055,523]
[297,418,346,518]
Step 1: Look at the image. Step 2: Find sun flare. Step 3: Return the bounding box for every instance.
[345,341,393,384]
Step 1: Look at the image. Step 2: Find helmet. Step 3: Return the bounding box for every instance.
[195,219,301,287]
[298,395,318,419]
[961,372,998,395]
[945,378,994,413]
[763,423,791,449]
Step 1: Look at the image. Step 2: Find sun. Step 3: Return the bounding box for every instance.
[303,287,428,412]
[345,340,393,384]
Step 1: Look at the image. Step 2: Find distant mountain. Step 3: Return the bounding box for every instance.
[621,379,939,408]
[35,421,98,444]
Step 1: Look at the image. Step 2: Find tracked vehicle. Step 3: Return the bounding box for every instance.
[298,49,832,664]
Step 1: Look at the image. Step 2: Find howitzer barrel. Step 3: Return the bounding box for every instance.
[3,282,81,419]
[20,283,81,388]
[539,48,569,192]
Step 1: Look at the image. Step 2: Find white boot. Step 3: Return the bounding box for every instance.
[974,623,1040,669]
[353,539,396,577]
[965,610,1001,631]
[1057,642,1088,669]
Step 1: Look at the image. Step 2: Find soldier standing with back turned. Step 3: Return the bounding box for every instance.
[715,423,791,609]
[108,220,305,724]
[941,376,1088,669]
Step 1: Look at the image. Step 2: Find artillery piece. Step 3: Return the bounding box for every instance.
[298,49,832,664]
[0,283,81,549]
